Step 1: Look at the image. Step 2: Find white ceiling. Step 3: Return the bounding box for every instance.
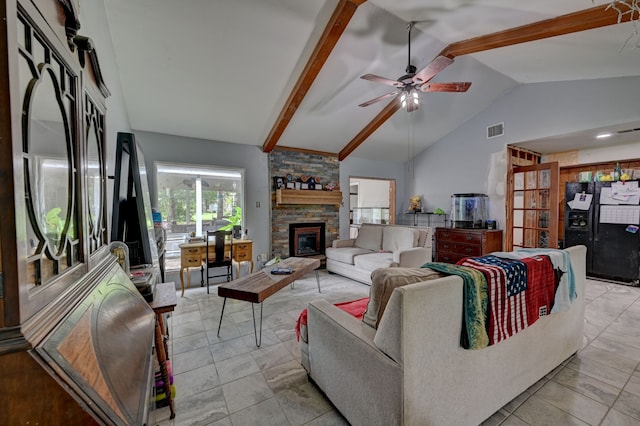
[103,0,640,162]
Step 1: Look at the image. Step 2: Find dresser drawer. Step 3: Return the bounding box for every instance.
[234,251,250,261]
[235,243,250,252]
[436,229,482,245]
[436,251,469,264]
[182,255,202,267]
[436,242,482,257]
[183,247,201,255]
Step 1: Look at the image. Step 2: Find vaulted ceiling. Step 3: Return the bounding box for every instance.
[104,0,640,162]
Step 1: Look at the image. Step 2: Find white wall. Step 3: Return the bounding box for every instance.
[410,75,640,231]
[577,141,640,164]
[78,1,132,223]
[134,131,271,261]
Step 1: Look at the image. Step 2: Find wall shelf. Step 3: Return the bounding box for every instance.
[276,189,342,206]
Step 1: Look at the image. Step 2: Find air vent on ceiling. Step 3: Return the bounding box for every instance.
[487,122,504,139]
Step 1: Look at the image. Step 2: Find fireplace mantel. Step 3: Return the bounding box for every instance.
[276,189,342,206]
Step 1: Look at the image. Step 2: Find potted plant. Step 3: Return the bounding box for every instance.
[219,207,242,238]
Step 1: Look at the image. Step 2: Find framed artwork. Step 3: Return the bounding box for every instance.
[273,176,285,190]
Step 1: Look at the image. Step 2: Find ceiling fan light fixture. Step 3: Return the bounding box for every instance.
[596,132,613,139]
[401,89,420,112]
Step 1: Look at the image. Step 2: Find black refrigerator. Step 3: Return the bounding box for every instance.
[565,180,640,285]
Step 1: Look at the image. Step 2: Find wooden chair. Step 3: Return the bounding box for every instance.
[201,230,233,294]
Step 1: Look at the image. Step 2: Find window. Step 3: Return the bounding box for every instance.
[155,162,244,270]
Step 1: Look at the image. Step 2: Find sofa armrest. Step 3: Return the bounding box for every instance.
[307,300,403,425]
[394,246,431,267]
[332,238,356,248]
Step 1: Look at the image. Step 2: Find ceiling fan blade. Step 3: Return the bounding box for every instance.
[419,82,471,93]
[412,56,454,84]
[358,91,399,107]
[361,74,405,88]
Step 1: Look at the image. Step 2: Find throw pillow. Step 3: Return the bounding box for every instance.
[363,267,444,328]
[355,224,383,251]
[382,226,419,252]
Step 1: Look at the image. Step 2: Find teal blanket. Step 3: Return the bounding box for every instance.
[422,262,489,349]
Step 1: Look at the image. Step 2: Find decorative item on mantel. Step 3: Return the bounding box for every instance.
[324,182,339,191]
[277,174,337,191]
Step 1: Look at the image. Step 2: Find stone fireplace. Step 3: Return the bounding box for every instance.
[270,149,339,259]
[289,223,326,257]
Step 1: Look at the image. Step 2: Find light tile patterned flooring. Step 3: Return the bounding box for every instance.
[156,270,640,426]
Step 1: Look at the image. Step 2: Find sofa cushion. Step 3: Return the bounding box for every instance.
[355,224,383,251]
[362,267,444,328]
[382,226,419,252]
[326,246,373,265]
[354,252,395,271]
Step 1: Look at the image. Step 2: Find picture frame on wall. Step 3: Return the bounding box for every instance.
[273,176,285,190]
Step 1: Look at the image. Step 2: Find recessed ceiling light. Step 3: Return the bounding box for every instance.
[596,133,612,139]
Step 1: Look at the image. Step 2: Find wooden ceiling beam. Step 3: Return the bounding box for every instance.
[339,98,401,161]
[440,3,636,58]
[262,0,366,153]
[340,2,636,160]
[275,145,338,158]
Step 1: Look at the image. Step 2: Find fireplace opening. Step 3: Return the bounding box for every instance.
[289,223,326,258]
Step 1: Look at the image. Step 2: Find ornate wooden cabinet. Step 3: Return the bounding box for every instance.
[0,1,156,424]
[435,228,504,264]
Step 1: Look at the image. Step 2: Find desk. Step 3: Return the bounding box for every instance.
[179,239,253,296]
[148,282,178,419]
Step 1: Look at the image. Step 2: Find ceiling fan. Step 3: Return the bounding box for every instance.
[359,22,471,112]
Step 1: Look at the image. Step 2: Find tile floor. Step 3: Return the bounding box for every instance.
[155,271,640,426]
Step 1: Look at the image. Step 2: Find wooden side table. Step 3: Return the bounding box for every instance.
[148,282,178,419]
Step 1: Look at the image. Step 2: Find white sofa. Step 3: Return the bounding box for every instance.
[302,245,586,426]
[325,224,432,285]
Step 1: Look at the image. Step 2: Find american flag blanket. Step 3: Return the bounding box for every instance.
[458,255,557,346]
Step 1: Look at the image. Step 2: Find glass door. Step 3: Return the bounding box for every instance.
[507,162,559,250]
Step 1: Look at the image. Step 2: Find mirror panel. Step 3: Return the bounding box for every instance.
[19,17,81,287]
[85,94,107,253]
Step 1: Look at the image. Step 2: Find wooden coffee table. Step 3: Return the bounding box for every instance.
[217,257,321,346]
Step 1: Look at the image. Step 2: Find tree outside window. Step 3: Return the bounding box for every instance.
[155,162,244,270]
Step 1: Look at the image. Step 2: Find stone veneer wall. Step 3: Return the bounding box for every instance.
[270,149,340,258]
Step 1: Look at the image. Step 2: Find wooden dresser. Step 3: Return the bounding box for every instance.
[435,228,503,264]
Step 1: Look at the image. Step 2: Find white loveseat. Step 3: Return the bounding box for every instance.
[325,224,432,285]
[302,245,586,426]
